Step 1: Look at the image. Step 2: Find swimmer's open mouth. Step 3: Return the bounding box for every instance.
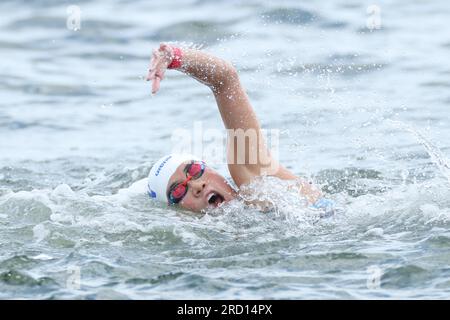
[207,191,224,207]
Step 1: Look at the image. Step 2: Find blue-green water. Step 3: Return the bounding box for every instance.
[1,0,450,299]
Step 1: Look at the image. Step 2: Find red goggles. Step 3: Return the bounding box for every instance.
[167,161,205,204]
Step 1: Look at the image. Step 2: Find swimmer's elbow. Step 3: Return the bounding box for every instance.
[225,61,238,74]
[213,62,239,93]
[224,62,239,81]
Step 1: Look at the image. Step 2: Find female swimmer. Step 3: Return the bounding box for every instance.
[146,43,334,214]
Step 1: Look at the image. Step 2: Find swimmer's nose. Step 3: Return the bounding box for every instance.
[189,179,206,198]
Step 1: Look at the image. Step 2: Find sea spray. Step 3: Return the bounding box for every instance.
[387,120,450,184]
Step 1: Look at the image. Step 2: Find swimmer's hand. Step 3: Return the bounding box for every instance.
[146,43,174,94]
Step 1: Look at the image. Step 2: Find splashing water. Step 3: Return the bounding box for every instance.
[1,0,450,299]
[387,120,450,185]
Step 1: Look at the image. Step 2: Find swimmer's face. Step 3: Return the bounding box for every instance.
[166,162,236,212]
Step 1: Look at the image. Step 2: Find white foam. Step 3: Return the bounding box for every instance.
[364,227,384,237]
[51,184,75,198]
[33,223,50,243]
[31,253,53,260]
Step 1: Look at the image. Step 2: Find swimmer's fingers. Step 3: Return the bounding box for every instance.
[146,51,158,81]
[146,58,162,81]
[146,65,159,80]
[157,67,166,80]
[151,70,166,94]
[151,75,161,94]
[148,48,163,70]
[146,68,157,82]
[147,46,170,93]
[146,66,154,81]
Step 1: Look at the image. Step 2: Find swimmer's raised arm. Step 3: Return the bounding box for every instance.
[146,44,253,128]
[147,43,321,203]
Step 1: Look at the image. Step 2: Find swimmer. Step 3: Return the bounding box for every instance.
[146,43,334,214]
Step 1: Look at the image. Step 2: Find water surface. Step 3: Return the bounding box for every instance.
[1,0,450,299]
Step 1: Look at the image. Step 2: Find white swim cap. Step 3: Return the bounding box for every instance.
[147,153,200,203]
